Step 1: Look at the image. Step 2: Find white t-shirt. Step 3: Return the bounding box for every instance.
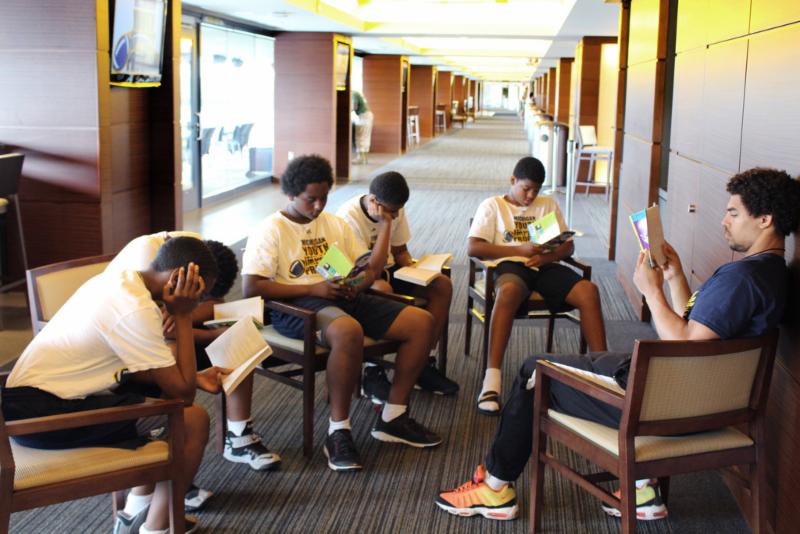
[468,195,567,246]
[105,231,202,275]
[335,195,411,268]
[241,211,369,285]
[8,270,176,399]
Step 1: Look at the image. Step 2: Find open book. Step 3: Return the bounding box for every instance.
[527,211,575,250]
[629,205,665,267]
[481,256,538,270]
[393,253,452,286]
[316,244,370,287]
[205,318,272,395]
[203,297,264,329]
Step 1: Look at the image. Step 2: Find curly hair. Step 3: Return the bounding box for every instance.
[512,156,546,184]
[204,240,238,299]
[151,237,219,284]
[280,155,334,196]
[726,168,800,236]
[369,171,409,206]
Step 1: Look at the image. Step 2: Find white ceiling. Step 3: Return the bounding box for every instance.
[183,0,619,82]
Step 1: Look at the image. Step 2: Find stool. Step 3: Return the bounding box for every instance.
[407,115,420,147]
[435,105,447,133]
[573,126,613,200]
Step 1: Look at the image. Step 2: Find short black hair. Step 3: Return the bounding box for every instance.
[512,156,546,184]
[727,168,800,236]
[369,171,410,206]
[280,155,334,196]
[151,236,218,284]
[204,240,238,298]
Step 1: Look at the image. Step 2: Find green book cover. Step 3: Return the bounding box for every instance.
[316,244,354,280]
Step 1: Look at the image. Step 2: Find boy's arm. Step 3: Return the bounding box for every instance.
[467,237,543,259]
[392,245,414,267]
[243,274,349,301]
[525,240,574,268]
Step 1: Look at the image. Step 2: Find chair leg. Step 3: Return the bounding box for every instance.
[481,321,490,374]
[215,391,227,454]
[112,491,125,518]
[657,476,671,506]
[303,365,315,458]
[586,157,595,196]
[619,473,637,534]
[546,316,555,353]
[530,429,547,533]
[439,316,449,373]
[752,454,768,532]
[465,298,473,356]
[579,333,587,355]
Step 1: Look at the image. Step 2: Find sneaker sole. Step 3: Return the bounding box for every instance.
[435,500,518,520]
[323,445,363,472]
[360,387,386,405]
[222,450,281,471]
[370,430,442,448]
[414,384,457,396]
[601,504,668,520]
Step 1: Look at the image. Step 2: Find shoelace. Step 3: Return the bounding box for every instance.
[452,478,483,493]
[331,431,354,456]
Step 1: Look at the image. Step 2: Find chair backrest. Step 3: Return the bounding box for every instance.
[0,153,24,197]
[577,125,598,147]
[436,103,447,112]
[26,254,115,334]
[623,332,778,435]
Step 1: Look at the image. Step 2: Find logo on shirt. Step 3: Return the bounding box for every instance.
[512,215,536,242]
[289,237,329,278]
[683,290,699,320]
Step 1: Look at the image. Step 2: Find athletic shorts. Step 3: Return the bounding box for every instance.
[0,380,162,450]
[270,292,407,344]
[493,261,583,313]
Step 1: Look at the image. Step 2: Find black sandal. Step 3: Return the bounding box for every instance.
[477,391,502,416]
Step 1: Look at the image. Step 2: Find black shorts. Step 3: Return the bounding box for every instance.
[0,381,159,450]
[271,292,407,344]
[494,261,582,313]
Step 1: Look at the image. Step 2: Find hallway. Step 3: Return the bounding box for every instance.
[9,116,748,533]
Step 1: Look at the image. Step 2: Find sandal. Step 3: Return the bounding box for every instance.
[477,390,502,416]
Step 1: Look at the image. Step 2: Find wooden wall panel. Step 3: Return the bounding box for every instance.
[436,71,452,127]
[410,65,435,138]
[623,61,657,141]
[364,55,403,154]
[701,39,747,174]
[675,0,706,53]
[618,135,658,216]
[547,68,557,116]
[705,0,751,44]
[627,0,665,65]
[664,154,700,272]
[690,166,734,283]
[670,47,705,161]
[452,75,464,112]
[554,58,573,124]
[740,23,800,175]
[750,0,800,33]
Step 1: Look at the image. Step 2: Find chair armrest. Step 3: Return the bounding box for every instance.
[3,398,184,437]
[537,360,625,410]
[264,299,316,320]
[365,288,416,305]
[469,256,493,274]
[561,257,592,280]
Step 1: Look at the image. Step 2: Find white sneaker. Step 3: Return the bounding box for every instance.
[223,421,281,471]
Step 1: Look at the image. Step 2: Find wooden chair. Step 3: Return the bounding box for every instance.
[0,373,186,533]
[450,101,467,128]
[215,291,407,458]
[26,253,114,335]
[529,332,779,534]
[465,251,590,371]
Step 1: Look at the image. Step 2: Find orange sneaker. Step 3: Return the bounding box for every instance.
[601,479,668,520]
[435,465,518,520]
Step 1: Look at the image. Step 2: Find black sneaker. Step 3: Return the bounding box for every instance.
[371,412,442,448]
[223,421,281,471]
[414,357,460,395]
[184,484,213,513]
[361,365,391,405]
[323,429,363,471]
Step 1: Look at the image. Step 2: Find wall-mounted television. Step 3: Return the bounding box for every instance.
[334,42,350,91]
[110,0,168,88]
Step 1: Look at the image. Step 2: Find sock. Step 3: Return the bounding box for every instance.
[139,526,168,534]
[486,473,509,491]
[123,491,153,516]
[635,479,651,489]
[481,368,502,397]
[227,419,249,436]
[328,418,351,435]
[364,362,378,368]
[381,403,407,422]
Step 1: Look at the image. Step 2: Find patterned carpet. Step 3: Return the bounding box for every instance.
[9,116,747,533]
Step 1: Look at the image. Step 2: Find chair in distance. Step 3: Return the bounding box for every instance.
[435,104,447,133]
[450,100,467,128]
[465,226,590,372]
[407,106,421,148]
[573,125,613,200]
[8,255,187,532]
[529,332,779,534]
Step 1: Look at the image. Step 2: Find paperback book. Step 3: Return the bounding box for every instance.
[205,318,272,395]
[393,254,452,286]
[203,296,264,329]
[316,244,371,286]
[629,205,666,266]
[527,211,575,250]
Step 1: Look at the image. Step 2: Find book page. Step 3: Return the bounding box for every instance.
[528,212,561,245]
[212,297,264,325]
[482,256,534,268]
[393,265,440,286]
[415,253,453,272]
[205,318,272,394]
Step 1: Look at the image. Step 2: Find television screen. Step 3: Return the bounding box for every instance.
[110,0,167,87]
[334,42,350,91]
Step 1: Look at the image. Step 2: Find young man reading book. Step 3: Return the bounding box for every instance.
[108,234,280,481]
[2,237,229,534]
[437,168,800,521]
[242,155,442,472]
[336,171,458,401]
[467,156,606,415]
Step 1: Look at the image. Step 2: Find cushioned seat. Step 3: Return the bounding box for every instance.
[12,440,168,490]
[548,410,753,462]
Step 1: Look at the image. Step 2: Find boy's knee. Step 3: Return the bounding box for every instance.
[372,278,393,293]
[184,405,210,442]
[495,282,527,306]
[571,280,600,304]
[325,316,364,347]
[431,275,453,298]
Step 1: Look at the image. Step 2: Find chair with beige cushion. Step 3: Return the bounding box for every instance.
[529,332,778,534]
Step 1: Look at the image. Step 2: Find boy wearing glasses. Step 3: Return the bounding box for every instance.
[337,171,458,402]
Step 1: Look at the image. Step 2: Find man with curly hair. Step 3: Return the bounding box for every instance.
[243,154,442,472]
[436,168,800,522]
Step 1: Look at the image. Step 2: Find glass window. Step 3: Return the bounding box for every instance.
[199,24,274,199]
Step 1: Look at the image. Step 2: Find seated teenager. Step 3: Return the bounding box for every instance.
[2,237,229,534]
[336,171,458,401]
[107,234,279,512]
[241,154,442,472]
[468,156,606,415]
[437,168,800,521]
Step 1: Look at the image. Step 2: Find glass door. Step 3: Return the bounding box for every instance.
[180,23,201,211]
